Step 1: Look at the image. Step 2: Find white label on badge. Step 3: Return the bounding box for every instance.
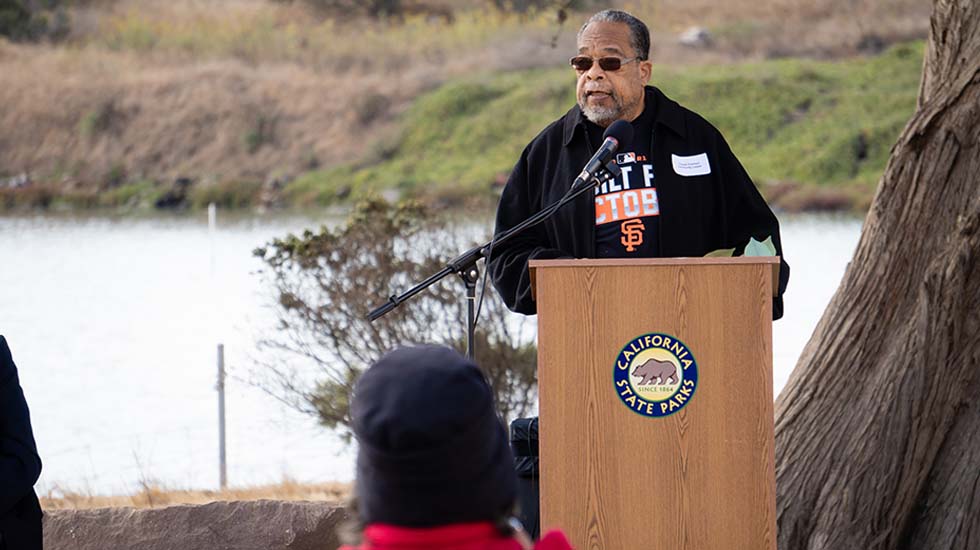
[671,153,711,176]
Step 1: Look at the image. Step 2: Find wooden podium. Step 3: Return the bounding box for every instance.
[528,257,779,550]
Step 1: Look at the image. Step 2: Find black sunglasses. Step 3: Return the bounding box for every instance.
[569,56,639,72]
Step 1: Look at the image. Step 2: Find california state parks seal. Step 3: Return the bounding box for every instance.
[613,333,699,418]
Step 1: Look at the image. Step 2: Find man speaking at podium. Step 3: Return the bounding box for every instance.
[489,9,789,320]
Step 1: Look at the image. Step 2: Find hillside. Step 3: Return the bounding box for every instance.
[288,42,923,211]
[0,0,930,212]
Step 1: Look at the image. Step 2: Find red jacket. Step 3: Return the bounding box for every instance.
[340,522,573,550]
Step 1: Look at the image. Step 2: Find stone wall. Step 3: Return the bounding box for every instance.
[43,500,350,550]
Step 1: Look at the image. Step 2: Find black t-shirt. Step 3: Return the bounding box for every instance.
[586,100,660,258]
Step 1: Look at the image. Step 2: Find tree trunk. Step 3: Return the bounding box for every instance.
[774,1,980,549]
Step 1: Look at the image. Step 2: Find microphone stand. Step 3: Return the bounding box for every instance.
[368,162,622,360]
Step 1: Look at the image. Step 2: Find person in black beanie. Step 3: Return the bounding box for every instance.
[0,336,43,550]
[340,345,572,550]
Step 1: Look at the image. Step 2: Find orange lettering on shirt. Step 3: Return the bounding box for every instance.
[595,189,659,225]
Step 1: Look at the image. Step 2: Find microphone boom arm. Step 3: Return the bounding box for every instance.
[367,162,621,324]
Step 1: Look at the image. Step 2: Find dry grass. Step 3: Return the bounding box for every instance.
[0,2,569,189]
[0,42,425,190]
[0,0,930,201]
[60,0,931,67]
[74,0,558,70]
[763,180,875,214]
[40,479,352,510]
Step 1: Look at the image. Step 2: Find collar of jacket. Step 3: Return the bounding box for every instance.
[561,85,687,147]
[358,521,514,549]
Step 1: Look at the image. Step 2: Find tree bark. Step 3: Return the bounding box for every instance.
[774,1,980,549]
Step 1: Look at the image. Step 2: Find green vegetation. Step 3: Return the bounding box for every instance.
[285,72,574,205]
[0,178,166,211]
[0,177,248,212]
[285,41,922,210]
[657,42,922,196]
[98,179,162,209]
[189,180,264,209]
[243,114,276,155]
[0,1,33,39]
[0,0,69,42]
[0,40,923,213]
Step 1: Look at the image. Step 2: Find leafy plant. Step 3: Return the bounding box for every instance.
[253,197,537,439]
[244,114,275,154]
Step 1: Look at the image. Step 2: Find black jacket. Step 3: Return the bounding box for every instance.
[0,336,43,550]
[489,86,789,319]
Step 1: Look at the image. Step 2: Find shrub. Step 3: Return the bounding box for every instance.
[253,197,537,438]
[189,180,264,209]
[0,0,70,42]
[243,114,276,155]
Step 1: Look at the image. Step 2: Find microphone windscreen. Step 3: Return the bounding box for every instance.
[603,119,634,148]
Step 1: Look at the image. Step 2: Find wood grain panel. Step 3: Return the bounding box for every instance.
[532,259,776,550]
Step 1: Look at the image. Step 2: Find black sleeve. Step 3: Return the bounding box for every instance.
[0,336,43,515]
[714,132,790,320]
[488,144,569,315]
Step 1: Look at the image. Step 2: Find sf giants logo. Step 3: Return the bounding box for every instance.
[621,219,645,252]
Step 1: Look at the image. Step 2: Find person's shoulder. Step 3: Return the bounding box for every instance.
[522,106,578,155]
[0,335,15,378]
[650,86,724,143]
[535,116,568,141]
[535,530,574,550]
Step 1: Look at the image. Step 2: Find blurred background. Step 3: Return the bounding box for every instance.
[0,0,928,506]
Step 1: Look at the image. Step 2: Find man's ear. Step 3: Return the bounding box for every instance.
[639,60,653,84]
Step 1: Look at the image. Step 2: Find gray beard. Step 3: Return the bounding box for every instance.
[581,103,620,127]
[580,93,638,127]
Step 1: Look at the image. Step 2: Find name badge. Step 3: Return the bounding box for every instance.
[671,153,711,176]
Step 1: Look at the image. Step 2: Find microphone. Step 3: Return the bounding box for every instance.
[573,119,634,189]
